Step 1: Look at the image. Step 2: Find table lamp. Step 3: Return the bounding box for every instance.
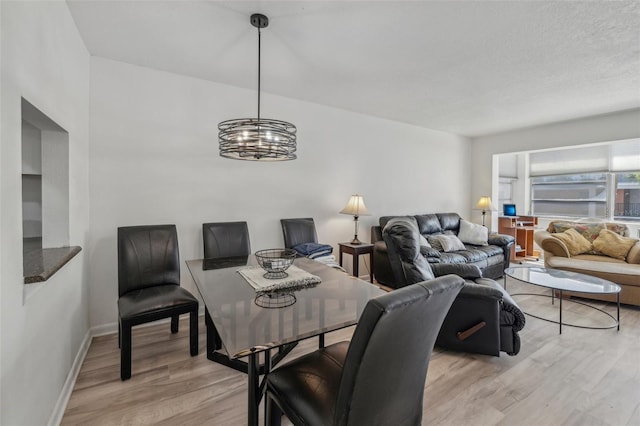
[476,196,494,227]
[340,194,370,244]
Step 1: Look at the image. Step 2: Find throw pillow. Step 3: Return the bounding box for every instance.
[551,228,592,257]
[592,229,638,260]
[435,234,466,252]
[426,235,444,252]
[457,219,488,246]
[419,234,431,248]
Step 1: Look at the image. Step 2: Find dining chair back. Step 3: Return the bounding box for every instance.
[265,274,464,425]
[280,218,318,249]
[203,221,251,258]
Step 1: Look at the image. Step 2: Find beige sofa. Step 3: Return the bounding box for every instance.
[534,221,640,306]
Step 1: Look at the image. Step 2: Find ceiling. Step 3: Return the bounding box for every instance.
[66,1,640,138]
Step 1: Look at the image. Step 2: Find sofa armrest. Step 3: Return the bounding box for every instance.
[488,233,515,270]
[370,226,383,243]
[458,281,504,300]
[627,241,640,264]
[488,233,515,248]
[436,281,502,356]
[534,230,570,258]
[431,263,483,280]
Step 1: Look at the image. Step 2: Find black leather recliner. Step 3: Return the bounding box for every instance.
[383,217,525,356]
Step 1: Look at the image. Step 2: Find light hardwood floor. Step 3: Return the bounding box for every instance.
[62,277,640,425]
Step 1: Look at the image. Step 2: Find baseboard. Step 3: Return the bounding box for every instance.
[91,321,118,337]
[47,329,92,426]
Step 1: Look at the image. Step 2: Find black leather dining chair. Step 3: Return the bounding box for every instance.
[280,218,318,250]
[203,221,251,258]
[265,274,464,426]
[117,224,198,380]
[201,221,255,371]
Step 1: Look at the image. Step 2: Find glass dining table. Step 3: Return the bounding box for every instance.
[186,256,385,426]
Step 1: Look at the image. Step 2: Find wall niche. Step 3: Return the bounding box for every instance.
[21,98,80,285]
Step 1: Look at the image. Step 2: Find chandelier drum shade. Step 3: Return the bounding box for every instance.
[218,13,297,161]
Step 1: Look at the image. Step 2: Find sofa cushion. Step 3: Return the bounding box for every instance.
[593,229,638,260]
[458,219,489,246]
[548,221,630,239]
[550,222,604,242]
[456,248,490,263]
[552,228,593,256]
[415,214,442,235]
[438,252,468,264]
[437,213,461,233]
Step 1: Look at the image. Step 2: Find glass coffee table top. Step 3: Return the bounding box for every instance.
[504,266,620,334]
[505,266,621,294]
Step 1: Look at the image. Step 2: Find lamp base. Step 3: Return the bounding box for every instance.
[350,237,363,245]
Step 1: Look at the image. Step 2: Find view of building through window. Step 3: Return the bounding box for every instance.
[615,172,640,220]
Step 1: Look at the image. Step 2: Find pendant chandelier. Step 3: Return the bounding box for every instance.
[218,13,297,161]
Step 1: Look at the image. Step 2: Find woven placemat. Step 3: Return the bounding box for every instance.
[238,265,321,293]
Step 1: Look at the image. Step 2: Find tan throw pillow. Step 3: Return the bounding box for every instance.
[551,228,592,256]
[592,229,638,260]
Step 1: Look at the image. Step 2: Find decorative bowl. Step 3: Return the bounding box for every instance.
[255,248,297,279]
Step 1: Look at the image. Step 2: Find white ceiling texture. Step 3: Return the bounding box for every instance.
[67,0,640,137]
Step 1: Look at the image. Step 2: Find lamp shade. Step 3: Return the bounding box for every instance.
[476,196,494,211]
[340,195,370,216]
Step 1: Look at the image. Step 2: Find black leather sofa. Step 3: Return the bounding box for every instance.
[371,212,514,288]
[382,216,525,356]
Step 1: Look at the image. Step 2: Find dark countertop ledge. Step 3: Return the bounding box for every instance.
[23,246,82,284]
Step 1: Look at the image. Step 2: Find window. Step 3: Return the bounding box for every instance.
[614,173,640,220]
[531,173,608,218]
[529,140,640,222]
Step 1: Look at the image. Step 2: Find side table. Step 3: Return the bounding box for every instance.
[338,242,374,283]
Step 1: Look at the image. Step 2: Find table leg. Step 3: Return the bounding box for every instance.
[369,252,374,283]
[263,350,271,423]
[248,351,259,426]
[559,290,563,335]
[353,254,359,279]
[339,249,343,267]
[617,293,620,331]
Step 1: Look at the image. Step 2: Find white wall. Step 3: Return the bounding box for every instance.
[0,2,90,425]
[471,109,640,230]
[88,57,472,328]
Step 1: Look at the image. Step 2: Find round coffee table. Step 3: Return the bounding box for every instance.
[504,267,621,334]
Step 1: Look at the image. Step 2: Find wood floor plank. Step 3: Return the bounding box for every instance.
[62,278,640,425]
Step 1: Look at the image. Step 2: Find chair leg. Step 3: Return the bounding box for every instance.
[118,319,121,349]
[190,308,199,356]
[265,393,282,426]
[120,322,132,380]
[171,315,179,333]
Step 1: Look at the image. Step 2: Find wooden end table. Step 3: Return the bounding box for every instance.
[338,242,374,283]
